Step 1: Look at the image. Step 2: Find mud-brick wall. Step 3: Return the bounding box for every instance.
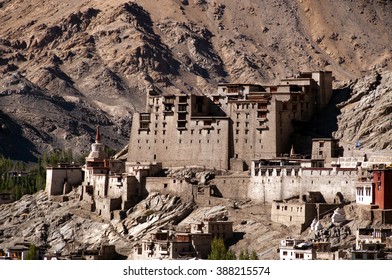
[145,177,194,202]
[211,176,250,200]
[46,167,83,196]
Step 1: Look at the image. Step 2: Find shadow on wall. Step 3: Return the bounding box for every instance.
[226,232,245,247]
[210,185,223,198]
[309,85,352,138]
[292,85,352,155]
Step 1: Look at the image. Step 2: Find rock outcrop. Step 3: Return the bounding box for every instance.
[333,70,392,151]
[113,192,195,242]
[0,191,195,258]
[0,191,128,256]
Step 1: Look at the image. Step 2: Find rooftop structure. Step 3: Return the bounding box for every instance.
[133,217,233,260]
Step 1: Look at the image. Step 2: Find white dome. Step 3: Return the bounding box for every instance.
[310,218,318,231]
[332,208,346,224]
[314,221,323,231]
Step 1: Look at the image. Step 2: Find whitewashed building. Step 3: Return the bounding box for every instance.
[279,238,315,260]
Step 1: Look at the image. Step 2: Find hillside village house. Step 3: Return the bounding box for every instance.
[351,228,392,260]
[278,238,315,260]
[133,217,233,260]
[5,242,37,260]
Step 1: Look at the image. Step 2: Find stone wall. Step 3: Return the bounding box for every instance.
[45,167,83,196]
[95,198,112,220]
[211,167,358,204]
[91,174,108,198]
[249,174,302,203]
[271,202,316,232]
[300,168,357,203]
[95,197,122,220]
[145,177,194,202]
[211,176,250,200]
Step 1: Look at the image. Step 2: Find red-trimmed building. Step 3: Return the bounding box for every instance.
[373,168,392,210]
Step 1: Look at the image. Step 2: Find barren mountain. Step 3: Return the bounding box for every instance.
[0,0,392,160]
[1,0,392,160]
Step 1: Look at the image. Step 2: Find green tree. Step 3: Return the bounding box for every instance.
[105,146,116,158]
[250,250,259,260]
[239,249,248,260]
[226,249,236,260]
[208,238,236,260]
[25,244,38,260]
[239,249,259,260]
[73,151,89,165]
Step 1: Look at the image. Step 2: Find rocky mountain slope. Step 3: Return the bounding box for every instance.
[1,189,381,260]
[1,0,392,160]
[333,70,392,151]
[0,191,195,258]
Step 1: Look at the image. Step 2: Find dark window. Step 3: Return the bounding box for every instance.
[204,120,212,126]
[196,96,204,113]
[177,122,186,128]
[179,96,188,103]
[140,114,150,122]
[178,104,187,112]
[178,113,186,120]
[140,123,149,129]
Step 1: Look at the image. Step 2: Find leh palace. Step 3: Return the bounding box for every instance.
[45,70,392,259]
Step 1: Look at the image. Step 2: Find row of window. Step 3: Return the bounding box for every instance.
[146,119,222,127]
[234,138,265,144]
[356,187,372,196]
[281,102,309,112]
[276,205,303,212]
[139,127,225,135]
[256,171,300,178]
[235,103,269,110]
[281,250,305,259]
[136,138,222,150]
[235,121,268,128]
